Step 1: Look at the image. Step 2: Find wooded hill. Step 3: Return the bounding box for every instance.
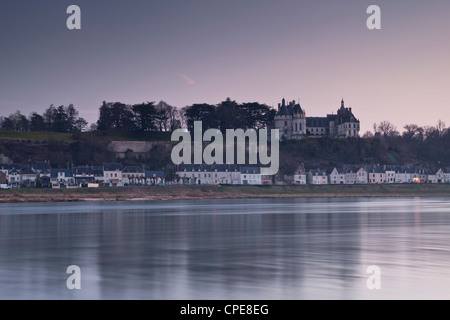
[1,129,449,174]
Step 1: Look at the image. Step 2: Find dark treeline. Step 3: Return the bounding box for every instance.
[96,100,183,132]
[97,98,274,133]
[183,98,275,132]
[0,98,275,134]
[0,105,88,133]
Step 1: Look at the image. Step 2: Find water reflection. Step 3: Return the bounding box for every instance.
[0,197,450,299]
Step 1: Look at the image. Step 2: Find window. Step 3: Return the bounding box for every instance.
[285,121,287,126]
[295,123,298,132]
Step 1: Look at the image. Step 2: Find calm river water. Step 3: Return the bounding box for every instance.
[1,197,450,300]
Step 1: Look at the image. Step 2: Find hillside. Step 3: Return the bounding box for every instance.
[0,130,449,173]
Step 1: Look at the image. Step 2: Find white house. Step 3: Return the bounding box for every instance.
[435,168,446,184]
[367,166,385,184]
[176,165,241,185]
[51,169,75,187]
[412,168,427,183]
[355,167,368,184]
[384,166,396,184]
[241,167,262,185]
[427,172,438,184]
[444,168,450,183]
[122,166,145,185]
[8,167,21,187]
[104,163,124,186]
[308,169,328,185]
[343,166,359,184]
[329,168,346,185]
[293,164,307,185]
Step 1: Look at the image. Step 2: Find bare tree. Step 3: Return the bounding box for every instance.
[403,124,423,140]
[436,119,447,137]
[362,131,374,138]
[374,121,399,137]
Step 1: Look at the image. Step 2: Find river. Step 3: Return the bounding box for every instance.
[1,197,450,300]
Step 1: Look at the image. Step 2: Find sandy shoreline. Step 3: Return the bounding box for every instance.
[1,184,450,204]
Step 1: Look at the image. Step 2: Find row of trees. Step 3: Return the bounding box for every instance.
[363,120,448,141]
[0,105,88,133]
[96,101,182,132]
[96,98,275,133]
[182,98,275,132]
[0,99,447,139]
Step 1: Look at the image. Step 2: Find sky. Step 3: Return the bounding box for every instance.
[0,0,449,133]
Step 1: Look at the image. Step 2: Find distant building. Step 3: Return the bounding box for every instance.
[367,166,386,184]
[293,164,307,185]
[329,168,346,185]
[308,169,328,185]
[51,169,75,187]
[241,167,262,185]
[122,166,145,185]
[104,162,123,186]
[20,167,37,188]
[145,171,165,185]
[274,98,360,140]
[356,167,369,184]
[176,164,241,185]
[273,99,306,140]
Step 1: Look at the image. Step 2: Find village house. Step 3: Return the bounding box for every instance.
[394,166,414,184]
[308,169,328,185]
[92,166,105,183]
[8,165,22,188]
[355,167,369,184]
[176,164,241,185]
[434,168,447,184]
[103,162,124,186]
[35,161,51,179]
[20,167,37,188]
[145,171,165,185]
[293,164,307,185]
[329,168,346,185]
[50,169,75,187]
[122,166,145,185]
[74,166,96,186]
[367,166,385,184]
[241,167,262,185]
[176,164,204,185]
[342,165,359,184]
[384,165,397,184]
[411,167,428,183]
[427,170,438,184]
[444,168,450,183]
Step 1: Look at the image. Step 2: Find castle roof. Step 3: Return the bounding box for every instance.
[276,98,304,116]
[306,117,329,128]
[336,100,359,124]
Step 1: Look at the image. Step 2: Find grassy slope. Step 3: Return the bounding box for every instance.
[0,130,74,142]
[0,130,172,143]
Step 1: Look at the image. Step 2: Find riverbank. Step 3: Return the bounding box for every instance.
[1,184,450,203]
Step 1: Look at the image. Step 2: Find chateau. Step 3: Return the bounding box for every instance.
[274,98,360,140]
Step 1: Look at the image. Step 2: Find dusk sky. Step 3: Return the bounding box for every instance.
[0,0,449,133]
